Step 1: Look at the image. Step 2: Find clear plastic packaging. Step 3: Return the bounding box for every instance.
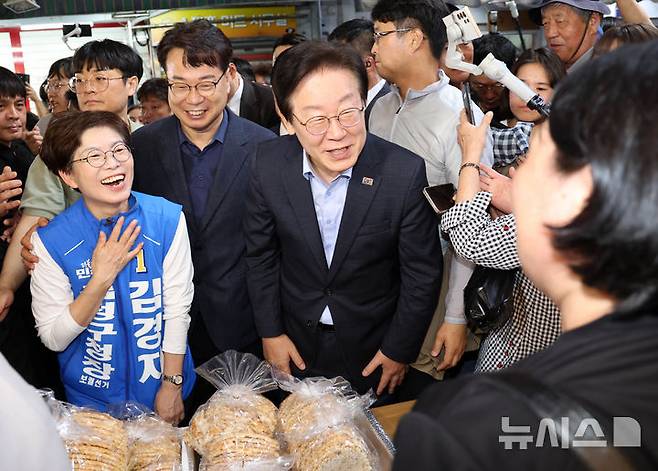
[185,350,290,470]
[291,425,374,471]
[274,371,374,447]
[195,349,278,394]
[198,443,293,471]
[273,371,378,471]
[125,410,183,471]
[54,404,129,470]
[47,399,196,471]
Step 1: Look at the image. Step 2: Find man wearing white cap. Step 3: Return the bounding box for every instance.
[534,0,610,71]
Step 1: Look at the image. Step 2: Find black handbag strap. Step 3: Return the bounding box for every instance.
[486,371,635,471]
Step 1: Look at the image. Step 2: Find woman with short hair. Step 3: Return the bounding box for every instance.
[31,111,196,424]
[441,48,567,373]
[394,40,658,470]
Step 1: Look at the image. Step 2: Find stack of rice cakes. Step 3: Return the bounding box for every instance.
[291,426,373,471]
[127,418,182,471]
[279,392,373,471]
[66,411,128,470]
[186,388,282,469]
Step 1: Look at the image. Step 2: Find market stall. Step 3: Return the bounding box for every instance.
[43,351,406,470]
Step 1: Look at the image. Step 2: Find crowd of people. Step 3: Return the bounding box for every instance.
[0,0,656,468]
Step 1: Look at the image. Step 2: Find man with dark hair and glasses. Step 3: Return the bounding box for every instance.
[68,39,143,127]
[329,18,391,129]
[469,33,518,123]
[130,19,275,416]
[368,0,496,390]
[245,41,442,400]
[0,40,145,354]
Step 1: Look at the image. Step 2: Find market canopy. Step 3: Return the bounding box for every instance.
[0,0,304,19]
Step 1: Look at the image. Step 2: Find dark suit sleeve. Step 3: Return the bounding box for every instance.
[380,160,443,363]
[131,128,148,192]
[241,81,280,131]
[256,84,280,130]
[244,152,285,338]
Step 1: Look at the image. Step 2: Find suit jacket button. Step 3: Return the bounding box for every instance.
[324,288,333,296]
[306,320,313,328]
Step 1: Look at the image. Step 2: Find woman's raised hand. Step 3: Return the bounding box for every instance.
[91,216,143,288]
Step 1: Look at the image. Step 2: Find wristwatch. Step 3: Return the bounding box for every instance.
[163,374,184,386]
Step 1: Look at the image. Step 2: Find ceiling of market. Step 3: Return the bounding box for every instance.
[0,0,311,19]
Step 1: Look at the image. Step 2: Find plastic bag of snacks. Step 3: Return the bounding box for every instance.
[123,408,184,471]
[108,402,185,471]
[54,404,129,471]
[274,372,378,471]
[185,350,291,470]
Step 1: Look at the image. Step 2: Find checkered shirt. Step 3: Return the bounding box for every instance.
[492,121,534,168]
[441,191,561,372]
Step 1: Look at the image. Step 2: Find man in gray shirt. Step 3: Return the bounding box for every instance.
[369,0,493,380]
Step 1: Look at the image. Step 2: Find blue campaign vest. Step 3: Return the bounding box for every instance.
[38,192,196,411]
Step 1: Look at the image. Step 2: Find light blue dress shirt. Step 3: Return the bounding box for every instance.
[302,150,353,325]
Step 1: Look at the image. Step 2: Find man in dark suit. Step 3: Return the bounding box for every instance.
[227,65,280,131]
[328,19,391,129]
[131,20,276,412]
[245,41,442,397]
[365,80,391,126]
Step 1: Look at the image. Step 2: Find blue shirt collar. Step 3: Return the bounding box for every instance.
[177,109,229,150]
[302,149,353,183]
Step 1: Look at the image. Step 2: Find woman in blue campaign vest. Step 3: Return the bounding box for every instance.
[30,111,195,424]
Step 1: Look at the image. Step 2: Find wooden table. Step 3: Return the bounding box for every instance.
[371,400,416,438]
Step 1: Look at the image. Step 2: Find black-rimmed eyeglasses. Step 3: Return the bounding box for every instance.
[167,68,228,98]
[71,143,132,168]
[373,28,413,42]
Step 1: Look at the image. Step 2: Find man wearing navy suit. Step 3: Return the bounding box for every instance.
[131,20,275,412]
[245,41,442,397]
[225,63,280,130]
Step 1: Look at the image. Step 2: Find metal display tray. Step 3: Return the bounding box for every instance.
[358,409,395,470]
